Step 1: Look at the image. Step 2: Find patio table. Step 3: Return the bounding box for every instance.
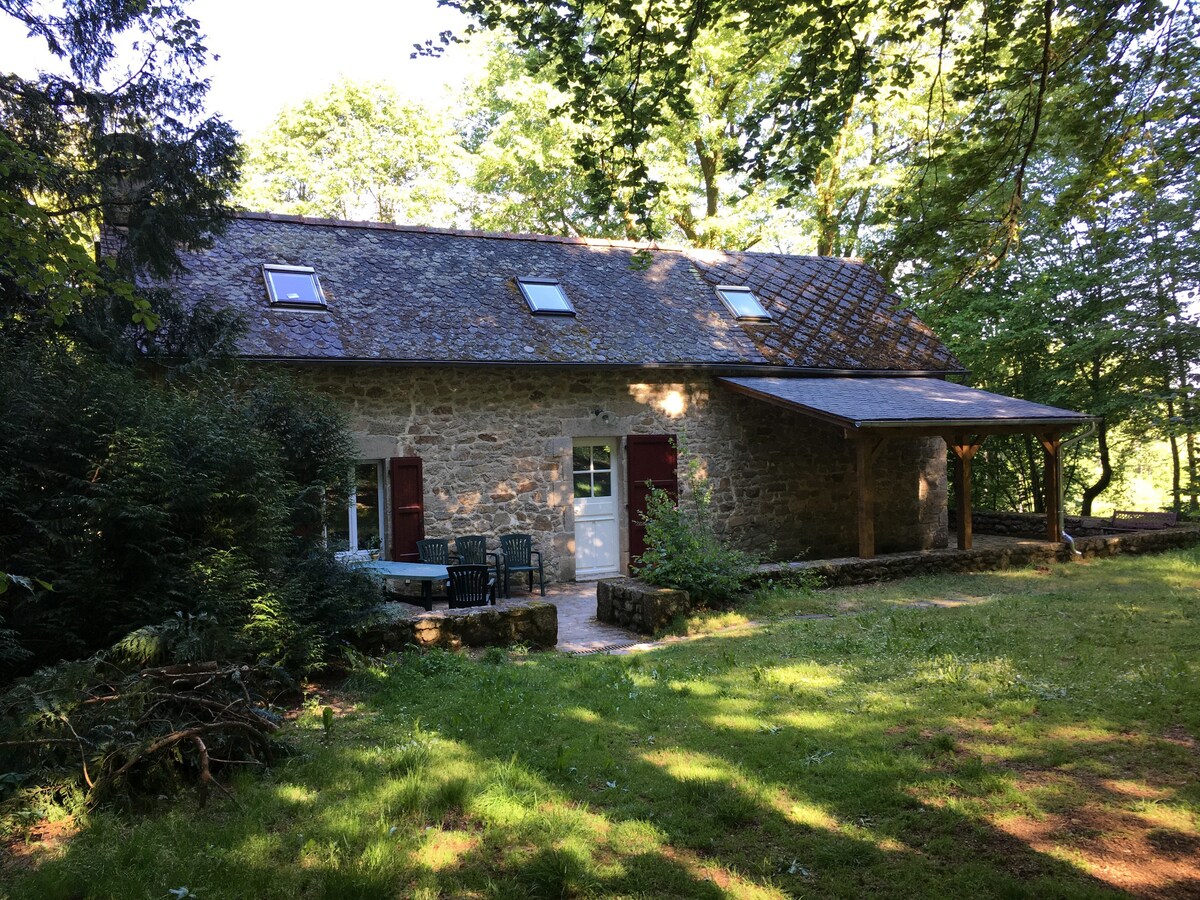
[355,560,449,611]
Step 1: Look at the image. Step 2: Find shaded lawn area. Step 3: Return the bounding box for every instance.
[5,549,1199,899]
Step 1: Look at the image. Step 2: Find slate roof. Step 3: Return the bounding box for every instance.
[156,213,964,372]
[721,377,1094,428]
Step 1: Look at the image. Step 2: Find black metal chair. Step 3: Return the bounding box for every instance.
[447,564,497,609]
[499,533,545,597]
[455,535,501,588]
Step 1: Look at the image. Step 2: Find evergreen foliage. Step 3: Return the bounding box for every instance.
[0,317,377,679]
[0,2,379,680]
[0,0,239,327]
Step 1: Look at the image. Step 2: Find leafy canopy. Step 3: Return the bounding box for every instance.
[238,78,463,224]
[0,0,238,326]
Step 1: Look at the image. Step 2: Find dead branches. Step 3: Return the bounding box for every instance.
[0,660,291,809]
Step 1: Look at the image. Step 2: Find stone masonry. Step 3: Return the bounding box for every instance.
[349,600,558,653]
[596,577,693,634]
[299,364,950,581]
[752,524,1200,589]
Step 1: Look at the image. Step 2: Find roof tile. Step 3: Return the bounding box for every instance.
[149,214,964,372]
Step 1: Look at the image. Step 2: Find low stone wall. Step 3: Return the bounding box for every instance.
[750,525,1200,589]
[956,509,1109,538]
[349,601,558,653]
[597,577,693,635]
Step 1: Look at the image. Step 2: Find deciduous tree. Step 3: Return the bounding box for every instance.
[238,79,464,225]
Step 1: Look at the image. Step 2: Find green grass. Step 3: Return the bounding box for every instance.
[4,549,1199,899]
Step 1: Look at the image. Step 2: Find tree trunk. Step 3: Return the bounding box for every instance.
[815,102,854,256]
[1081,420,1112,515]
[1166,397,1181,514]
[694,138,719,219]
[1188,428,1198,513]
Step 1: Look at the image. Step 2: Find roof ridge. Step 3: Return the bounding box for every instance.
[234,210,693,252]
[232,211,864,264]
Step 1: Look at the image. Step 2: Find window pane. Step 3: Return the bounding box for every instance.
[573,475,593,498]
[266,269,323,304]
[572,446,591,471]
[519,280,573,313]
[592,444,611,469]
[717,287,770,320]
[592,473,612,497]
[354,463,381,551]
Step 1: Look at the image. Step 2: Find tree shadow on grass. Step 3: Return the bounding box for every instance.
[11,574,1199,898]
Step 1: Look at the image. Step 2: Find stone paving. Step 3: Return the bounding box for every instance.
[506,581,646,654]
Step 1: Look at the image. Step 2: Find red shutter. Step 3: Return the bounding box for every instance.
[627,435,678,562]
[389,457,424,562]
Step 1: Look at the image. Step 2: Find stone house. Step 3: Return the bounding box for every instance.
[152,212,1090,582]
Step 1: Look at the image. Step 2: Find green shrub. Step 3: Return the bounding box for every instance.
[631,442,757,605]
[0,311,376,680]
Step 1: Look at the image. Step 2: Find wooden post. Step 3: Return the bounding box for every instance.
[855,434,883,559]
[1040,434,1062,543]
[946,435,983,551]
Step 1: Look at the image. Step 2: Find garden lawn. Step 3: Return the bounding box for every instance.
[4,548,1198,899]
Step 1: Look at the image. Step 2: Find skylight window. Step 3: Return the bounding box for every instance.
[263,265,326,307]
[516,278,575,316]
[716,285,772,321]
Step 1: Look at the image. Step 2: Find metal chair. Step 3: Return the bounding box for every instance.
[447,565,496,609]
[499,533,545,597]
[455,535,501,588]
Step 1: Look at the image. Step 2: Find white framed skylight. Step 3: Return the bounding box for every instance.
[716,285,772,322]
[516,278,575,316]
[263,264,326,307]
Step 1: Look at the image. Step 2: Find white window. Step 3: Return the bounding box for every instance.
[263,264,326,307]
[572,443,613,498]
[716,285,771,321]
[329,461,384,559]
[516,278,575,315]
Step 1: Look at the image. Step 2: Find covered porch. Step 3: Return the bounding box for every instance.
[722,376,1096,559]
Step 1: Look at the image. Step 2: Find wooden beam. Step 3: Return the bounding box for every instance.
[1041,434,1063,543]
[841,422,1089,439]
[856,435,883,559]
[946,434,984,551]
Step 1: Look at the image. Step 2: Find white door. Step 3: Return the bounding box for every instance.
[573,440,620,579]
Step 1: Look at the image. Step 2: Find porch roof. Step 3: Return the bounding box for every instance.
[720,376,1094,432]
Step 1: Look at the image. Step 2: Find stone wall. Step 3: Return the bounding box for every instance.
[298,365,949,581]
[596,577,693,634]
[961,509,1109,538]
[350,601,558,652]
[751,524,1200,589]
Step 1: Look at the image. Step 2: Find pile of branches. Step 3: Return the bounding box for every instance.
[0,658,292,810]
